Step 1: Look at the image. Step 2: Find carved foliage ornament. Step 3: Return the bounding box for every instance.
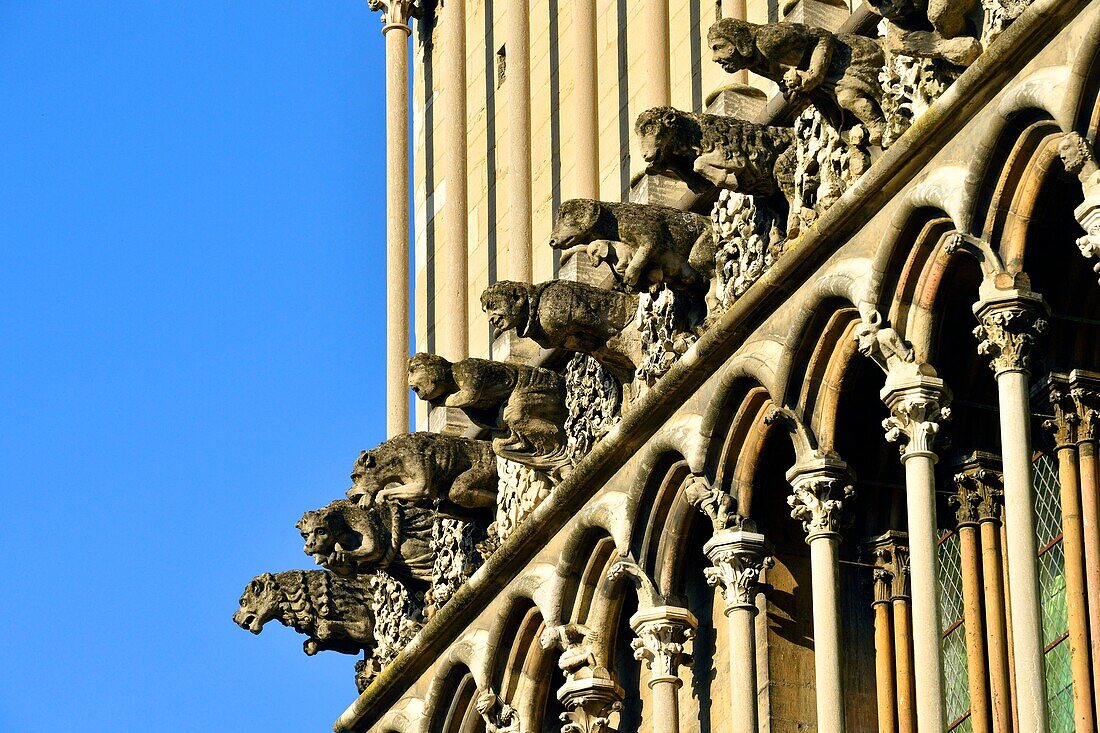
[787,474,854,539]
[710,191,784,310]
[704,541,773,611]
[635,285,697,386]
[631,618,695,682]
[882,389,951,455]
[366,0,419,28]
[788,107,872,238]
[880,53,958,148]
[564,353,621,461]
[973,300,1048,375]
[951,465,1004,525]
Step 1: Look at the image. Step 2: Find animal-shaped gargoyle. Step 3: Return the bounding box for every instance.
[232,570,375,656]
[548,199,717,294]
[480,280,642,384]
[635,107,796,202]
[407,353,570,471]
[347,432,498,518]
[707,18,887,145]
[297,498,436,581]
[865,0,981,66]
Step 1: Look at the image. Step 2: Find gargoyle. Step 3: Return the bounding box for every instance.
[635,107,796,204]
[297,498,435,581]
[548,199,716,293]
[854,310,916,376]
[865,0,982,66]
[481,280,642,384]
[232,570,374,656]
[707,18,887,144]
[348,432,498,517]
[407,353,569,471]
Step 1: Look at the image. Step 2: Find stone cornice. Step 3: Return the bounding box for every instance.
[334,2,1094,728]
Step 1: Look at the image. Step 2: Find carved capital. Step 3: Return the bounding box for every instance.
[367,0,418,31]
[703,529,773,613]
[684,475,741,533]
[1040,372,1080,448]
[1067,371,1100,443]
[972,291,1049,376]
[557,677,624,733]
[628,606,697,686]
[786,459,854,541]
[952,452,1004,524]
[865,531,910,601]
[881,375,951,457]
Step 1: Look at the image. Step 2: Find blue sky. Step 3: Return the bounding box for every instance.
[0,3,399,730]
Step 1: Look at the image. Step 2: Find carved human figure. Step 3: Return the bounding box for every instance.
[406,353,569,470]
[707,18,888,144]
[232,570,374,656]
[347,432,498,516]
[635,106,796,199]
[297,498,435,581]
[480,280,642,383]
[548,199,717,292]
[865,0,982,66]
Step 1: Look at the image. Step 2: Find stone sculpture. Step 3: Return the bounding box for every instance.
[1059,132,1100,277]
[539,624,605,682]
[348,432,498,516]
[407,352,570,470]
[232,570,375,656]
[297,498,436,581]
[476,690,524,733]
[548,199,716,293]
[855,310,917,375]
[866,0,982,66]
[707,18,887,144]
[481,280,642,383]
[636,107,796,199]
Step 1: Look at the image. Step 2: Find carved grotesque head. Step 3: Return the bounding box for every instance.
[707,19,756,74]
[1058,132,1092,175]
[348,449,378,504]
[635,107,697,170]
[297,500,388,572]
[297,510,334,558]
[853,314,881,361]
[232,573,281,634]
[407,352,455,402]
[480,281,532,338]
[549,199,602,251]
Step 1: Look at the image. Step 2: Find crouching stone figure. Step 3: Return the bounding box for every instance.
[407,352,570,471]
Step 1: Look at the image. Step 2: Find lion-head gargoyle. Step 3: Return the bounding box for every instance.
[407,353,570,471]
[347,432,498,518]
[548,199,716,294]
[480,280,642,383]
[707,18,887,144]
[232,569,375,656]
[298,498,436,580]
[636,107,796,201]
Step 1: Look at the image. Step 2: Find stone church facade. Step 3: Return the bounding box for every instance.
[233,1,1100,731]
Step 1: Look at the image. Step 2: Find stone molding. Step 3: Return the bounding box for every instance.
[972,290,1049,376]
[703,529,774,613]
[786,457,854,542]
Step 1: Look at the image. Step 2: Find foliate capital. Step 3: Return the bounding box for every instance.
[951,452,1004,526]
[557,677,624,733]
[1068,372,1100,443]
[367,0,418,32]
[972,291,1049,376]
[865,531,910,601]
[703,530,773,613]
[786,459,854,541]
[881,375,951,457]
[628,606,697,687]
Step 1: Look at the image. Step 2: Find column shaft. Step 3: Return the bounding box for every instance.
[1078,439,1100,718]
[650,679,680,733]
[809,535,845,732]
[384,24,411,436]
[903,452,947,730]
[873,602,898,733]
[959,524,992,733]
[570,0,599,200]
[504,0,532,282]
[996,370,1049,731]
[727,607,759,733]
[980,519,1013,732]
[639,0,670,110]
[893,598,917,733]
[437,0,468,360]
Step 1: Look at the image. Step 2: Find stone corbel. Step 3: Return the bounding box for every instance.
[972,289,1049,376]
[1057,132,1100,279]
[683,474,738,533]
[556,677,624,733]
[786,456,854,541]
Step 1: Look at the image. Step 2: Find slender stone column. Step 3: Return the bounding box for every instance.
[570,0,599,200]
[867,531,907,733]
[639,0,671,110]
[881,374,951,732]
[436,0,468,360]
[504,0,532,282]
[630,607,697,733]
[703,527,773,733]
[369,0,416,436]
[1068,374,1100,721]
[786,456,853,733]
[973,290,1050,732]
[951,462,995,733]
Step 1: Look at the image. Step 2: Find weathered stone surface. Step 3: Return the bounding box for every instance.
[1059,132,1100,278]
[710,190,785,310]
[707,18,887,144]
[232,570,377,656]
[481,280,642,383]
[549,199,716,293]
[634,286,697,386]
[634,107,795,198]
[408,352,570,471]
[422,517,483,619]
[355,571,423,691]
[564,353,621,460]
[348,432,498,516]
[297,498,436,581]
[867,0,983,66]
[788,107,873,237]
[880,53,959,147]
